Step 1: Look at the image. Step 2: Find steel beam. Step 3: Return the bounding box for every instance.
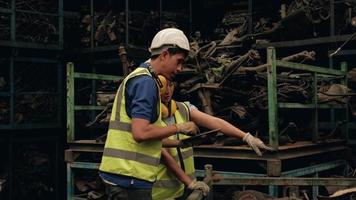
[276,60,346,76]
[213,177,356,186]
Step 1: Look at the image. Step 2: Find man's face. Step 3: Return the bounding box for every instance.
[161,80,174,104]
[160,51,186,81]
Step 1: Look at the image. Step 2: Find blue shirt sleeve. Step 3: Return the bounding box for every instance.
[125,75,158,123]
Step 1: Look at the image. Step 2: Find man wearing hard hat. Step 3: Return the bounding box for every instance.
[99,28,199,200]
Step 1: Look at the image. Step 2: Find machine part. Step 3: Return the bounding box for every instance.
[279,122,299,143]
[118,45,129,76]
[87,191,105,200]
[86,103,112,127]
[318,84,351,104]
[318,187,356,200]
[0,179,5,192]
[96,92,115,106]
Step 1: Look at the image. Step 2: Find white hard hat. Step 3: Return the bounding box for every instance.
[149,28,190,56]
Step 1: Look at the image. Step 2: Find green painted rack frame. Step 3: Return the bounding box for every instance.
[0,56,63,129]
[266,47,349,149]
[0,0,63,49]
[195,159,356,200]
[66,159,353,200]
[66,62,122,142]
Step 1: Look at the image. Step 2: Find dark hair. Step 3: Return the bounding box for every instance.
[151,47,189,59]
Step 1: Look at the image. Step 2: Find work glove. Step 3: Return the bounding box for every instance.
[243,133,275,156]
[187,180,210,196]
[175,121,198,136]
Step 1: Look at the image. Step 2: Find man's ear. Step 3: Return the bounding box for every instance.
[160,50,169,61]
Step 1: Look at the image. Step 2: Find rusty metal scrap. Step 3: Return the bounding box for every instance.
[177,41,353,144]
[16,12,58,44]
[12,145,55,199]
[211,0,341,45]
[16,0,58,13]
[287,0,330,24]
[0,178,5,192]
[0,14,10,40]
[75,176,105,200]
[318,84,352,104]
[15,93,57,124]
[80,10,161,47]
[180,47,315,115]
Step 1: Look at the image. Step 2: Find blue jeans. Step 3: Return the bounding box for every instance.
[105,183,152,200]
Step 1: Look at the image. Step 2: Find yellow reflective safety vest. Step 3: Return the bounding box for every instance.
[152,102,196,200]
[99,67,164,182]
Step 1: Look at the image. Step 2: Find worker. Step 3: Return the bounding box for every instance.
[99,28,199,200]
[152,78,274,200]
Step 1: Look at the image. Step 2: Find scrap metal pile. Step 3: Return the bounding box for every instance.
[0,144,56,200]
[0,0,59,44]
[0,62,58,125]
[0,75,9,124]
[209,0,356,45]
[79,0,356,145]
[79,9,188,47]
[83,43,354,146]
[176,40,353,144]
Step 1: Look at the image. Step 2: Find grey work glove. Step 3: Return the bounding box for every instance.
[243,133,275,156]
[175,122,198,136]
[187,180,210,196]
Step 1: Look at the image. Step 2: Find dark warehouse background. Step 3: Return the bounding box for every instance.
[0,0,356,199]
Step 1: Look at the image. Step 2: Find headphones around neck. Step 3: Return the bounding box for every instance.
[147,65,167,95]
[161,100,177,118]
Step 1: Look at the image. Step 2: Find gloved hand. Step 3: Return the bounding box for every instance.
[243,133,275,156]
[175,122,198,135]
[187,180,210,196]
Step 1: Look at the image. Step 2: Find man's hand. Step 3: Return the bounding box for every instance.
[243,133,275,156]
[175,122,198,135]
[187,180,210,196]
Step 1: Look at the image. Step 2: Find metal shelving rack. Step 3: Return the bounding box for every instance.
[66,62,121,200]
[0,56,63,129]
[0,0,63,49]
[62,1,356,199]
[193,47,352,198]
[266,47,349,148]
[0,1,64,199]
[0,0,64,129]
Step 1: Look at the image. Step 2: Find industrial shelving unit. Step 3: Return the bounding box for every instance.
[193,47,352,199]
[66,62,121,200]
[0,55,63,129]
[266,47,349,148]
[62,1,356,199]
[0,1,64,199]
[0,0,64,129]
[0,0,63,49]
[0,131,62,200]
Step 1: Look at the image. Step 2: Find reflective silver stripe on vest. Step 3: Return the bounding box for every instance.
[181,148,193,159]
[154,173,196,188]
[109,120,131,131]
[176,102,189,122]
[172,148,193,161]
[103,148,160,166]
